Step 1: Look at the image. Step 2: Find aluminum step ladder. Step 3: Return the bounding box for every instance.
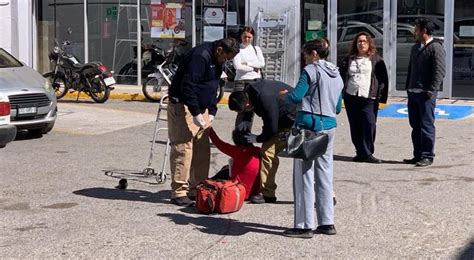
[112,0,150,79]
[256,9,289,82]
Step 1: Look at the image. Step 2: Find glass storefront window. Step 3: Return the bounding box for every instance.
[337,1,383,67]
[452,0,474,98]
[395,0,445,91]
[36,0,85,74]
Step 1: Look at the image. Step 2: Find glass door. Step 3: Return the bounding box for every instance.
[394,0,447,97]
[452,0,474,98]
[36,0,85,74]
[336,0,384,68]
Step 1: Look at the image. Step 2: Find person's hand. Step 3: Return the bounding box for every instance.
[193,114,206,128]
[279,89,289,100]
[237,121,252,131]
[244,133,258,143]
[426,90,433,98]
[208,115,215,125]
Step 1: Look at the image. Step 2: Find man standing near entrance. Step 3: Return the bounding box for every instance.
[167,38,239,206]
[404,18,446,167]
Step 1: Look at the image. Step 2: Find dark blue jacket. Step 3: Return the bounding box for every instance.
[243,80,296,143]
[169,41,223,116]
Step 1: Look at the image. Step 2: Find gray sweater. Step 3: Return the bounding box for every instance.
[405,39,446,92]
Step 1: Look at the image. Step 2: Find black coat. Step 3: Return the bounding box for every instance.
[405,39,446,92]
[340,54,389,103]
[243,80,296,143]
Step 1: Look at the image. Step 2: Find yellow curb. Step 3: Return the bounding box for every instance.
[63,92,229,104]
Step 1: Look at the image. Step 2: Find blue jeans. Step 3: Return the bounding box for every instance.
[407,91,437,160]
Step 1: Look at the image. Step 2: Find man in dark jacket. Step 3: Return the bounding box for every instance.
[168,38,239,206]
[228,80,296,203]
[404,18,446,167]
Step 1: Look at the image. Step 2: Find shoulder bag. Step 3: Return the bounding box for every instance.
[278,69,329,161]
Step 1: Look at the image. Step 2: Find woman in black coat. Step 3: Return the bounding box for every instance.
[340,31,388,163]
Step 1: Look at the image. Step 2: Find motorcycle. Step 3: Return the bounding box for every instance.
[116,43,167,85]
[43,29,115,103]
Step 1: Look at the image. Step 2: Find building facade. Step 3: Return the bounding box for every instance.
[1,0,473,99]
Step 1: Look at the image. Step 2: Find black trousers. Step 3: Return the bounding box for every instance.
[407,91,437,160]
[344,94,379,158]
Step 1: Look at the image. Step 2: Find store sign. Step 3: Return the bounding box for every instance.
[150,0,185,39]
[204,8,225,25]
[106,6,117,19]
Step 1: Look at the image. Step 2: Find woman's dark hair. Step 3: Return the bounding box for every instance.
[228,91,248,113]
[302,38,330,59]
[349,32,377,57]
[216,37,240,55]
[232,129,251,146]
[240,26,255,37]
[415,18,436,36]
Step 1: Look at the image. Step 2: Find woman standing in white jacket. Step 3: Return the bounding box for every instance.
[233,26,265,91]
[232,26,266,131]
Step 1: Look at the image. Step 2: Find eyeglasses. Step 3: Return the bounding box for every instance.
[357,41,368,45]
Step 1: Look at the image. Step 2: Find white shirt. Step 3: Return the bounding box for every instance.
[345,57,372,98]
[233,44,265,80]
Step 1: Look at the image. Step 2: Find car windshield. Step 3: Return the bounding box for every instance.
[0,48,23,68]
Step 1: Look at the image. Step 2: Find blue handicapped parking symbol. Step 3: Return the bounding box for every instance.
[378,103,473,119]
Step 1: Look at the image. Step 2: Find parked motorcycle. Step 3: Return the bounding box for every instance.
[116,43,167,85]
[43,30,115,103]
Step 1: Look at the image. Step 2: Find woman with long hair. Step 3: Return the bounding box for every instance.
[340,32,389,163]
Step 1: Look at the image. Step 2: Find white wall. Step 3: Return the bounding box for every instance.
[0,0,15,54]
[247,0,301,86]
[0,0,34,67]
[17,0,33,66]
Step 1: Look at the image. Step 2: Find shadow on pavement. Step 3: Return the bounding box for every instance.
[333,154,405,164]
[58,99,96,104]
[73,188,171,204]
[157,211,286,236]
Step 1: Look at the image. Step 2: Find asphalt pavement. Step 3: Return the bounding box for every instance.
[0,91,473,258]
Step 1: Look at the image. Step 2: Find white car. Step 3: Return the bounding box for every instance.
[0,93,16,148]
[0,48,57,135]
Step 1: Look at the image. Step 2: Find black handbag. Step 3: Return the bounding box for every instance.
[279,70,329,161]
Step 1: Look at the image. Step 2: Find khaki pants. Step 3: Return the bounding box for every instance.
[167,102,210,199]
[259,134,286,198]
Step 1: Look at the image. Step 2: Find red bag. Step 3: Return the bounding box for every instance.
[195,179,246,214]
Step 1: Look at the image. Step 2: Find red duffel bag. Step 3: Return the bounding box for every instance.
[195,179,246,214]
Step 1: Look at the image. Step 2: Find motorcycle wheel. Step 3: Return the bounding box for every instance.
[89,77,111,103]
[43,72,69,99]
[117,62,137,85]
[216,79,226,103]
[142,76,169,102]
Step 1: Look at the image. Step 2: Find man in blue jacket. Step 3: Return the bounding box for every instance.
[168,38,239,206]
[404,18,446,167]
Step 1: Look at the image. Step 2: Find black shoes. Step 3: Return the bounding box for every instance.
[249,193,277,204]
[353,155,382,164]
[314,225,337,235]
[415,158,433,167]
[403,157,433,167]
[170,196,194,207]
[282,228,313,239]
[403,157,421,164]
